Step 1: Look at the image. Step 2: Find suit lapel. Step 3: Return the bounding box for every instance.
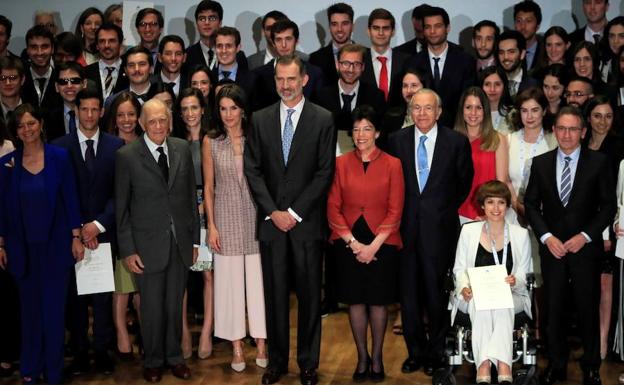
[546,151,562,208]
[69,132,91,185]
[402,126,419,195]
[267,104,285,167]
[287,102,311,164]
[567,148,587,206]
[139,137,167,186]
[425,127,449,194]
[167,138,181,190]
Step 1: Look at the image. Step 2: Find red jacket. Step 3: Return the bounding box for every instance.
[327,147,405,248]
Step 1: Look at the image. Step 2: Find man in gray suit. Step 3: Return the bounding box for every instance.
[244,54,335,385]
[115,99,199,383]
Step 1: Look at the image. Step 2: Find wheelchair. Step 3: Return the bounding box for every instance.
[432,273,538,385]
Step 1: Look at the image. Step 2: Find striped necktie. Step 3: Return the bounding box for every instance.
[560,156,572,206]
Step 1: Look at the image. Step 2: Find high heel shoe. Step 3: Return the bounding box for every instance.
[476,375,491,385]
[255,339,268,368]
[498,374,512,385]
[198,334,213,360]
[231,344,246,372]
[369,361,385,383]
[352,357,370,383]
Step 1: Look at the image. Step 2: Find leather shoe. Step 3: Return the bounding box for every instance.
[261,368,285,385]
[424,357,444,377]
[540,366,567,385]
[66,356,90,376]
[583,369,602,385]
[170,364,191,380]
[300,369,318,385]
[143,367,162,383]
[369,363,385,383]
[401,357,422,373]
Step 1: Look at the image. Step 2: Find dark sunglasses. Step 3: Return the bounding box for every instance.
[56,77,82,85]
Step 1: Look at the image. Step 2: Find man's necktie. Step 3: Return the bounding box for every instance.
[208,49,215,69]
[157,146,169,182]
[593,34,601,45]
[282,109,295,165]
[509,80,519,97]
[341,93,355,115]
[377,56,388,101]
[417,135,429,192]
[85,139,96,175]
[68,110,77,134]
[104,66,115,94]
[433,57,441,90]
[130,92,149,103]
[221,70,231,79]
[36,78,47,95]
[560,156,571,206]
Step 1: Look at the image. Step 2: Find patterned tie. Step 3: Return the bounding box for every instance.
[282,109,295,165]
[560,156,572,206]
[104,66,115,94]
[68,110,76,134]
[593,34,601,45]
[417,135,429,192]
[85,139,96,175]
[341,93,355,115]
[157,146,169,182]
[208,49,215,69]
[509,80,519,97]
[221,70,231,79]
[433,57,441,90]
[377,56,388,101]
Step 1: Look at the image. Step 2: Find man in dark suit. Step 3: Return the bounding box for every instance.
[154,35,188,98]
[54,87,122,376]
[253,20,324,111]
[513,1,546,71]
[315,43,385,154]
[569,0,609,47]
[525,106,616,385]
[387,88,473,376]
[105,46,157,110]
[309,3,354,86]
[185,0,247,72]
[0,56,24,128]
[408,6,476,127]
[395,4,430,56]
[244,54,335,385]
[0,15,20,60]
[46,62,86,141]
[472,20,500,71]
[21,25,60,112]
[497,30,538,98]
[84,23,128,102]
[361,8,409,108]
[115,98,199,383]
[212,27,256,98]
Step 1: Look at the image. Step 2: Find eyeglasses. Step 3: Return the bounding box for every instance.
[56,77,82,85]
[563,91,588,98]
[138,21,159,29]
[0,75,19,83]
[554,125,583,133]
[338,60,363,70]
[412,104,436,113]
[198,15,219,23]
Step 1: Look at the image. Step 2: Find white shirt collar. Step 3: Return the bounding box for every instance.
[280,96,305,114]
[338,80,360,96]
[77,127,100,145]
[144,133,168,157]
[557,146,581,162]
[428,43,449,60]
[98,58,122,71]
[371,47,392,61]
[416,123,438,141]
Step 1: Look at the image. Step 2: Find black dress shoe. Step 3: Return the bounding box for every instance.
[300,368,318,385]
[424,357,445,377]
[423,360,434,376]
[261,368,285,385]
[369,363,385,383]
[540,366,567,385]
[95,352,114,375]
[320,302,338,318]
[66,356,90,376]
[583,369,601,385]
[401,357,422,373]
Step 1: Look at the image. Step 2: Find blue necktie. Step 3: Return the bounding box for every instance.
[68,110,76,134]
[417,135,429,192]
[282,109,295,165]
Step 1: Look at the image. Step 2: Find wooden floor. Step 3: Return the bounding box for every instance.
[5,297,624,385]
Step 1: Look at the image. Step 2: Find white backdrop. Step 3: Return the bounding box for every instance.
[2,0,623,55]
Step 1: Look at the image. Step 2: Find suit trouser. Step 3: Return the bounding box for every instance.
[260,236,322,371]
[541,248,601,370]
[322,241,338,306]
[17,242,69,384]
[135,242,188,368]
[0,267,20,363]
[66,270,113,355]
[400,244,451,361]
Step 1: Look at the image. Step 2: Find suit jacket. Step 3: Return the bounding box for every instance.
[211,65,257,100]
[309,44,338,86]
[569,27,586,48]
[151,69,190,97]
[115,135,200,273]
[327,147,404,247]
[524,147,616,258]
[247,48,308,71]
[395,38,422,56]
[185,41,248,71]
[22,65,62,113]
[361,48,410,108]
[84,61,129,101]
[451,221,533,322]
[53,130,123,244]
[408,42,476,127]
[252,59,324,111]
[244,100,335,241]
[387,125,473,272]
[0,145,82,278]
[45,104,72,142]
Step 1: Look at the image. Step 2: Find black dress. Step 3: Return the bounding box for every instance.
[334,162,399,305]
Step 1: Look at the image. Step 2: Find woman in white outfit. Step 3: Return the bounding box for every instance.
[452,181,532,385]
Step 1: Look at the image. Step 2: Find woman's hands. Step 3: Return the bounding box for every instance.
[348,240,378,264]
[207,225,221,253]
[461,287,472,302]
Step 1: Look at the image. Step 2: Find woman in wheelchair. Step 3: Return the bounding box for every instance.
[452,181,532,385]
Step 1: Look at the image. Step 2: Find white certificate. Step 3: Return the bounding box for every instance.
[467,264,514,311]
[75,243,115,295]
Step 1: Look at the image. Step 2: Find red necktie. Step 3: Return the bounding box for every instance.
[377,56,388,101]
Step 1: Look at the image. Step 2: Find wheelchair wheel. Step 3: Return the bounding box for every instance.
[513,372,538,385]
[432,368,456,385]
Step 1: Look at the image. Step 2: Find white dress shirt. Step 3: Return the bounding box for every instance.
[428,43,449,78]
[143,133,169,166]
[337,80,360,110]
[77,128,106,233]
[160,71,181,97]
[98,58,122,99]
[200,40,217,69]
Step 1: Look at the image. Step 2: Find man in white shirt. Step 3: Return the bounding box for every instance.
[0,56,23,127]
[85,23,128,102]
[156,35,187,98]
[570,0,610,47]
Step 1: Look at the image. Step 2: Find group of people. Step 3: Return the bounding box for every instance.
[0,1,623,385]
